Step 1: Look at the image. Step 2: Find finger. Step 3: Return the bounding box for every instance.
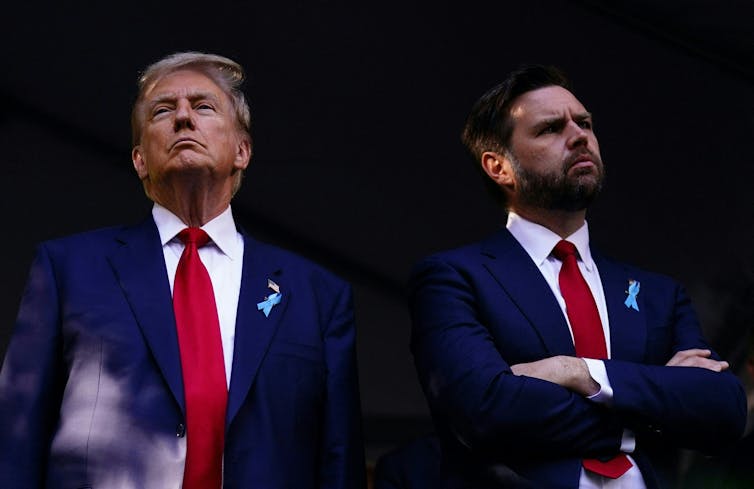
[666,349,711,366]
[678,349,712,358]
[676,356,728,371]
[702,360,728,372]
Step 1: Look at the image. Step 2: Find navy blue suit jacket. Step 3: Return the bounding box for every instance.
[409,228,746,489]
[0,216,365,489]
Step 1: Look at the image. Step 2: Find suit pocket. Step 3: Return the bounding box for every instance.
[267,339,322,363]
[261,339,325,405]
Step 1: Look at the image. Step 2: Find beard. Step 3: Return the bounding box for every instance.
[509,150,605,211]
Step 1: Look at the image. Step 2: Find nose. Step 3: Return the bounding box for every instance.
[173,100,195,132]
[565,120,588,149]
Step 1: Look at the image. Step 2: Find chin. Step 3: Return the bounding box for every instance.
[175,153,208,167]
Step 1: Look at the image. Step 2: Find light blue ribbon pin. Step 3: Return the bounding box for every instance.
[624,280,640,311]
[257,292,282,317]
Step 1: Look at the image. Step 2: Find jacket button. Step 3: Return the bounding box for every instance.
[176,423,186,437]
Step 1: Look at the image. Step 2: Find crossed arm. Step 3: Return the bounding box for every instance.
[409,256,746,459]
[511,349,730,397]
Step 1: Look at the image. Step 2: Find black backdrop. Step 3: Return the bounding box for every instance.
[2,0,753,465]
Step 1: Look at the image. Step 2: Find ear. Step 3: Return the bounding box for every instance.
[481,151,515,189]
[234,137,252,171]
[132,146,149,180]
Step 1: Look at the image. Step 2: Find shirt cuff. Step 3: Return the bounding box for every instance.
[583,358,613,405]
[621,429,637,453]
[582,359,636,454]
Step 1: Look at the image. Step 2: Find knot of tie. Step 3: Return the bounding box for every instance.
[552,240,578,262]
[178,227,210,248]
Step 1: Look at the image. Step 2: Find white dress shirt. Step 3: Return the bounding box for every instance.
[506,212,646,489]
[153,203,244,388]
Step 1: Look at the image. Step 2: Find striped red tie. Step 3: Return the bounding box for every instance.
[173,227,227,489]
[552,240,632,479]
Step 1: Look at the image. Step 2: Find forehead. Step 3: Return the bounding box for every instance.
[143,69,228,102]
[509,85,587,124]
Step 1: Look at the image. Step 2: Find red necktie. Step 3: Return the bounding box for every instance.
[552,240,632,479]
[173,227,227,489]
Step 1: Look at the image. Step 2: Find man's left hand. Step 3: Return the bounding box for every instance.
[666,349,729,371]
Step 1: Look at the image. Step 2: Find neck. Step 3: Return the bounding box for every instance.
[510,205,586,238]
[148,179,232,227]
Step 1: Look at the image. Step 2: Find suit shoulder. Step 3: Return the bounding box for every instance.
[407,235,511,301]
[411,230,508,275]
[38,225,129,256]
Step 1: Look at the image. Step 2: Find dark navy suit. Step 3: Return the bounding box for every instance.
[0,216,365,488]
[409,228,745,489]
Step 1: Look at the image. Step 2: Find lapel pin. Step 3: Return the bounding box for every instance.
[624,279,640,311]
[257,279,282,317]
[267,279,280,294]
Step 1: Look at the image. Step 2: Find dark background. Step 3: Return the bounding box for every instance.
[2,0,753,468]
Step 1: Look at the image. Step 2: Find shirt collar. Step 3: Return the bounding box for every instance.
[152,203,242,261]
[506,211,595,271]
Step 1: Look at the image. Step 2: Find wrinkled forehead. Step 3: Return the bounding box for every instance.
[141,68,228,103]
[509,85,587,123]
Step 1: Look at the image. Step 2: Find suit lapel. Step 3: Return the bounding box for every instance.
[107,217,185,412]
[481,229,576,356]
[594,253,647,362]
[226,235,289,427]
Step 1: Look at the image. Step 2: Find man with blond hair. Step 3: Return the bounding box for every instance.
[0,52,366,489]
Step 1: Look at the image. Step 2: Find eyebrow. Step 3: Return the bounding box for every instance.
[534,111,593,129]
[147,90,222,110]
[573,112,593,123]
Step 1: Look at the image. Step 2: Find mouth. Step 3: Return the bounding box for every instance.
[566,153,598,173]
[170,137,202,150]
[570,160,595,171]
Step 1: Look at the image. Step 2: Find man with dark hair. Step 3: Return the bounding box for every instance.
[409,65,746,488]
[0,52,366,489]
[461,65,571,207]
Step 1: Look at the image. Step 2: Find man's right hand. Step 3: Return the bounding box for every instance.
[666,349,729,372]
[511,356,600,397]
